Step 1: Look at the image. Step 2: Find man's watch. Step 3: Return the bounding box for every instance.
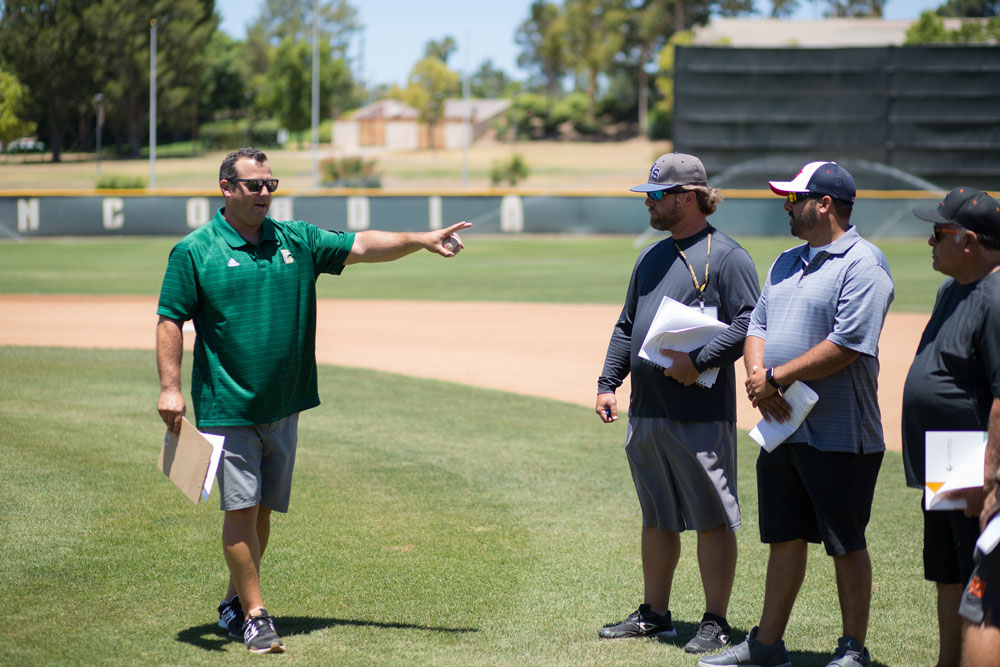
[766,367,781,389]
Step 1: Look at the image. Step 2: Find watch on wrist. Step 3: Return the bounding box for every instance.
[766,367,781,389]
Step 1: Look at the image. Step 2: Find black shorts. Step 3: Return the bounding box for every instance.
[959,548,1000,627]
[757,442,883,556]
[922,501,981,584]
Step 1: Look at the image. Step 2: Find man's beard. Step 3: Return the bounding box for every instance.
[789,203,819,239]
[650,199,683,232]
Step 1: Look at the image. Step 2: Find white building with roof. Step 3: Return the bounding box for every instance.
[332,98,511,151]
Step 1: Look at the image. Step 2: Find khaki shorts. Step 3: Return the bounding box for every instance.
[204,413,299,513]
[625,417,740,532]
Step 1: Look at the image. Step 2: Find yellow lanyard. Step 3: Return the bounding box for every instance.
[674,230,712,309]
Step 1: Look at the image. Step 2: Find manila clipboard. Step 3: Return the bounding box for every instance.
[158,417,216,504]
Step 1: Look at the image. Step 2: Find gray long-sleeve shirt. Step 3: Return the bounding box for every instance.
[598,225,760,422]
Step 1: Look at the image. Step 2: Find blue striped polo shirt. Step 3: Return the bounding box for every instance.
[747,226,894,453]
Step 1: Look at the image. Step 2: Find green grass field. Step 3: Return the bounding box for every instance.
[1,347,934,665]
[0,235,939,311]
[0,235,943,664]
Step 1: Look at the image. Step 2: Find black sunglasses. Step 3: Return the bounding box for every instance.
[932,227,965,243]
[648,187,685,201]
[231,178,279,193]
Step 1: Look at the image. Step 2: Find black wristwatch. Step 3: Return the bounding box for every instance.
[766,367,781,390]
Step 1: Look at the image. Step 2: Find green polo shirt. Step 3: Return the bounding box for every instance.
[157,209,355,427]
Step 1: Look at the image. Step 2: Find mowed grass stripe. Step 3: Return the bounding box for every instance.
[2,347,934,665]
[0,236,940,312]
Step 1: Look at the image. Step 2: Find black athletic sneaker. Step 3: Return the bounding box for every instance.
[243,608,285,654]
[684,615,732,654]
[217,595,244,639]
[598,604,677,639]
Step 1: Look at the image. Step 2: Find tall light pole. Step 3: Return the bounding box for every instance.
[149,18,158,190]
[311,0,320,189]
[95,93,104,177]
[461,31,471,190]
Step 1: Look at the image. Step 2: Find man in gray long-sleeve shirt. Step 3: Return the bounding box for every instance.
[595,153,760,654]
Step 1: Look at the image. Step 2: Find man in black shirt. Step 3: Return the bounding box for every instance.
[902,187,1000,666]
[595,153,760,653]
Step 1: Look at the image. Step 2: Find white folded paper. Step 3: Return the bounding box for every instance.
[924,431,986,511]
[201,432,225,501]
[748,381,819,452]
[638,296,727,388]
[978,514,1000,556]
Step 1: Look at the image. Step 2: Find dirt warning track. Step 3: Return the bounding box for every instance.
[0,294,925,451]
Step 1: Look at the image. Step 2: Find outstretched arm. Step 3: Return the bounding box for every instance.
[345,221,470,264]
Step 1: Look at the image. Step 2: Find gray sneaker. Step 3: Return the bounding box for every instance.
[598,604,677,639]
[826,636,871,667]
[698,626,791,667]
[685,616,732,654]
[243,608,285,654]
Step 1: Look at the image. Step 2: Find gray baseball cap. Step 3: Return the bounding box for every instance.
[630,152,708,193]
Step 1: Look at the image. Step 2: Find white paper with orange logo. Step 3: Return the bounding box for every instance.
[924,431,986,511]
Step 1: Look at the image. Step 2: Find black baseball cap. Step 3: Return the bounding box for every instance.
[913,187,1000,236]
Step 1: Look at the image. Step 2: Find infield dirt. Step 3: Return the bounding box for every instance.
[1,294,924,452]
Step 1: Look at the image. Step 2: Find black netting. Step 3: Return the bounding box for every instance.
[674,45,1000,191]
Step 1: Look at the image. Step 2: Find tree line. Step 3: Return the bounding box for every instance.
[0,0,996,162]
[0,0,362,161]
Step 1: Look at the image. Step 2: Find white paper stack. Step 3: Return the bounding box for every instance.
[638,296,728,388]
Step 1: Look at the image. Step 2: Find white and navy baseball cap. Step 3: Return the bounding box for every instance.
[630,152,708,193]
[768,161,856,203]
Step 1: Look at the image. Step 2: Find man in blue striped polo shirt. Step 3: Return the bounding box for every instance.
[701,162,893,667]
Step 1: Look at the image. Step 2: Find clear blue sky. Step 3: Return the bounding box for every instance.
[215,0,944,88]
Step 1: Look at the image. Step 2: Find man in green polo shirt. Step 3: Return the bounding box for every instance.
[155,147,469,654]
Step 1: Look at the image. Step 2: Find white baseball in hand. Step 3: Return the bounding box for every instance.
[443,234,462,254]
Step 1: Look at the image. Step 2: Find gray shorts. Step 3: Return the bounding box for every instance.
[203,413,299,513]
[625,416,740,532]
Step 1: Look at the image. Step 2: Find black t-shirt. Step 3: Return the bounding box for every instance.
[901,271,1000,488]
[598,225,761,422]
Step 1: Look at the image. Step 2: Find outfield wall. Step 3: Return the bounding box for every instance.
[0,191,941,239]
